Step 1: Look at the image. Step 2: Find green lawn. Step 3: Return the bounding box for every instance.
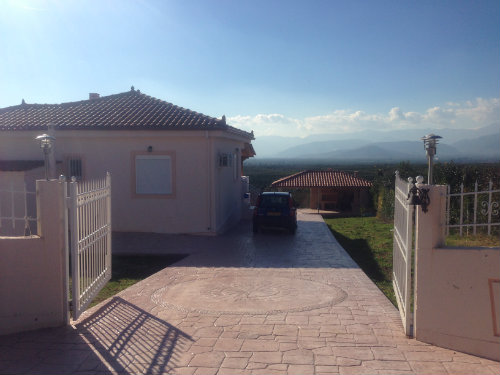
[446,233,500,247]
[324,216,397,306]
[89,254,187,307]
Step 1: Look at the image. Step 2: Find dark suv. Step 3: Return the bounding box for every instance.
[253,192,297,234]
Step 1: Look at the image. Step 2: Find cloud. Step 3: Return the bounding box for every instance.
[228,97,499,137]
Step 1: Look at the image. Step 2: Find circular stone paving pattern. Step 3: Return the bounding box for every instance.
[151,275,348,314]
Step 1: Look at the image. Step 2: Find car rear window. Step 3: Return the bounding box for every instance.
[259,195,289,208]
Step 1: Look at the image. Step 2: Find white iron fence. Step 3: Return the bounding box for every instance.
[0,181,37,236]
[68,173,112,320]
[446,180,499,236]
[392,171,414,337]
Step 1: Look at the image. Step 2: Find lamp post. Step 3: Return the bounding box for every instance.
[421,133,441,185]
[35,134,56,180]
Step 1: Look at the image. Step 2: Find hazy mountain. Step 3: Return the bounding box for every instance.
[310,141,463,161]
[452,134,500,160]
[275,139,370,158]
[252,123,499,161]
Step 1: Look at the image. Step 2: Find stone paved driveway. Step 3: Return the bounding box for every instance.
[0,212,498,375]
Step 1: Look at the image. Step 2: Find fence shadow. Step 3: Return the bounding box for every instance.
[0,297,192,374]
[76,296,193,374]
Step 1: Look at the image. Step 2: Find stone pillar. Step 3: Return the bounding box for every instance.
[34,179,69,326]
[413,184,447,336]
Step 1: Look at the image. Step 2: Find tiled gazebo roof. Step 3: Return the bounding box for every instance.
[0,88,253,139]
[272,170,372,188]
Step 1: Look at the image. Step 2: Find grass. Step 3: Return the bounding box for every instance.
[89,254,187,307]
[324,216,397,306]
[446,233,500,247]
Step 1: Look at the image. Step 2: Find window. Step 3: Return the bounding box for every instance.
[135,155,172,195]
[66,157,83,180]
[218,153,229,167]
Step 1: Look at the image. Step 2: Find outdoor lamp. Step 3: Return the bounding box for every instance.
[36,133,56,180]
[421,133,442,185]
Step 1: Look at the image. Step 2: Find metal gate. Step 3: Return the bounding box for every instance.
[67,173,112,320]
[393,171,414,337]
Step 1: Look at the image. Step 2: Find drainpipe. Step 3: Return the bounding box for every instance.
[206,131,213,232]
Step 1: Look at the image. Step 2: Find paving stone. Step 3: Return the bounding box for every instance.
[279,342,299,351]
[240,339,279,352]
[250,369,287,375]
[371,347,406,361]
[336,357,362,366]
[251,352,283,364]
[224,351,253,358]
[273,325,298,336]
[283,349,314,365]
[332,347,374,361]
[299,339,327,349]
[193,327,223,338]
[312,346,334,356]
[404,350,454,362]
[288,364,315,374]
[239,316,266,325]
[194,338,218,347]
[239,324,274,335]
[189,352,225,367]
[409,361,450,374]
[285,315,309,325]
[220,356,248,369]
[194,367,218,375]
[364,360,412,371]
[315,355,338,366]
[246,362,268,370]
[214,315,242,327]
[339,364,380,375]
[188,345,212,354]
[267,363,288,371]
[173,366,196,375]
[216,368,252,375]
[443,361,497,375]
[213,338,243,352]
[316,365,340,374]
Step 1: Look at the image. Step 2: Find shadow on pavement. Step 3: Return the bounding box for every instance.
[0,297,192,375]
[113,214,359,269]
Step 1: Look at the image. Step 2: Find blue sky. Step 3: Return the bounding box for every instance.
[1,0,498,137]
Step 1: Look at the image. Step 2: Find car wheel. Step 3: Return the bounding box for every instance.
[289,225,296,234]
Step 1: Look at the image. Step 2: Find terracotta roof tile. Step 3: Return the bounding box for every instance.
[0,89,253,139]
[272,170,372,188]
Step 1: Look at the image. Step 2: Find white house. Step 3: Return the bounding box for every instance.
[0,88,255,235]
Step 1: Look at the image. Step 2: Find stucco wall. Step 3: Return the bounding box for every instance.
[0,129,249,234]
[0,180,67,335]
[416,246,500,360]
[414,185,500,361]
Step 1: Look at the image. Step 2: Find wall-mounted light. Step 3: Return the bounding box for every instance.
[147,146,153,153]
[35,133,56,180]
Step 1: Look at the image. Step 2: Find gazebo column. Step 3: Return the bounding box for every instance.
[310,188,320,209]
[352,189,361,214]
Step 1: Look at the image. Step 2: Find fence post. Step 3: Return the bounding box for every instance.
[413,184,447,337]
[106,172,112,280]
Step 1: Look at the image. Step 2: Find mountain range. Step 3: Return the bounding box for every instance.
[251,123,499,162]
